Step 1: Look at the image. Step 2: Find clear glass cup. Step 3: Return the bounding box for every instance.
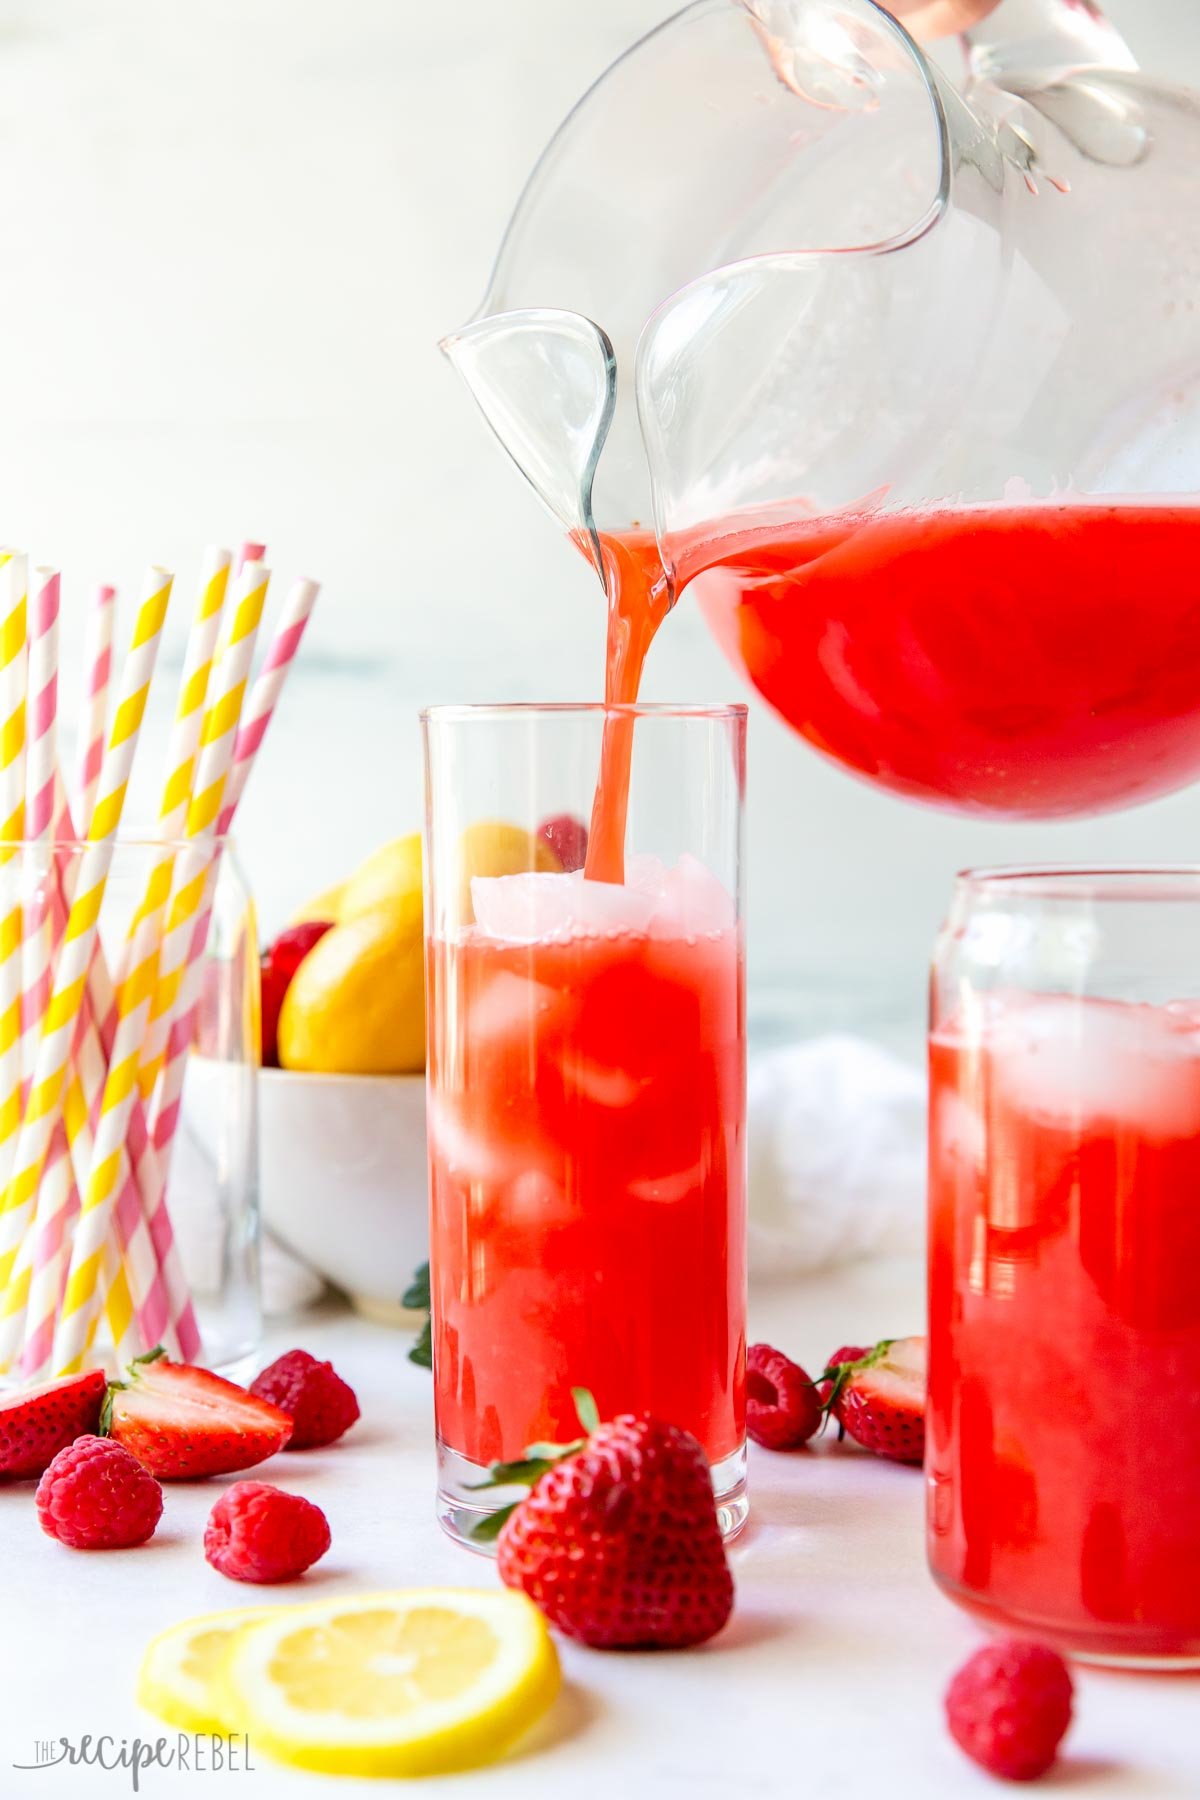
[0,834,260,1381]
[422,702,748,1548]
[928,867,1200,1667]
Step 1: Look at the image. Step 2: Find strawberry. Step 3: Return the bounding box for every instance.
[103,1349,292,1479]
[822,1337,926,1465]
[0,1370,107,1479]
[261,921,333,1066]
[484,1390,733,1650]
[535,813,588,873]
[818,1344,867,1412]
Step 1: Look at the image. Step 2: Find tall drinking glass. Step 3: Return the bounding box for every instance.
[422,703,747,1548]
[928,867,1200,1666]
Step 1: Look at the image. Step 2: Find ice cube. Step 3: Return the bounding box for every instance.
[990,994,1200,1138]
[628,1162,703,1203]
[646,853,736,939]
[426,1094,513,1181]
[468,969,566,1046]
[471,870,655,941]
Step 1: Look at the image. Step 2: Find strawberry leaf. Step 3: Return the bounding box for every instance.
[402,1261,430,1312]
[572,1387,600,1435]
[407,1316,432,1370]
[468,1502,519,1544]
[403,1262,432,1369]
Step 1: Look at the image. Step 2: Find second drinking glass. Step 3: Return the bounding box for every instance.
[422,703,747,1547]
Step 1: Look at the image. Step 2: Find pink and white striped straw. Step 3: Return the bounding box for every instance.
[75,585,116,839]
[145,575,319,1347]
[236,541,266,574]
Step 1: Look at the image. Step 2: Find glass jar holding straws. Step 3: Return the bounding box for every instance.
[0,547,319,1381]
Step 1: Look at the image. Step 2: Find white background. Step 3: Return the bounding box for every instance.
[0,0,1198,1045]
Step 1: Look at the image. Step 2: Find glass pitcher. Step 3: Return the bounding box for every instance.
[444,0,1200,820]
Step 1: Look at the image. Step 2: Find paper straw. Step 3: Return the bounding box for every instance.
[52,564,261,1372]
[57,546,234,1370]
[19,570,62,1063]
[17,767,162,1376]
[236,541,266,573]
[75,584,116,838]
[0,567,171,1370]
[144,574,318,1351]
[0,554,28,1191]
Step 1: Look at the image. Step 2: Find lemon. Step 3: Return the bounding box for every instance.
[214,1589,560,1779]
[138,1607,280,1734]
[289,881,350,928]
[339,833,424,925]
[278,894,425,1075]
[457,821,561,922]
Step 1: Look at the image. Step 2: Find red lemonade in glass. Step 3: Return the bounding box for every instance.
[928,993,1200,1662]
[427,869,745,1467]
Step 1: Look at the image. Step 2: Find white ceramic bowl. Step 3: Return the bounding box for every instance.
[258,1067,429,1322]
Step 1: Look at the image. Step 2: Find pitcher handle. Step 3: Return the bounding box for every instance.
[885,0,1137,78]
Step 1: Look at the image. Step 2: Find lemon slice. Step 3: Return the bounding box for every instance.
[215,1589,560,1778]
[138,1607,280,1734]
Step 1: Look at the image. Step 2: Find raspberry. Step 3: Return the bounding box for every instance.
[205,1480,331,1583]
[945,1640,1074,1781]
[35,1435,163,1549]
[249,1349,360,1450]
[746,1344,822,1449]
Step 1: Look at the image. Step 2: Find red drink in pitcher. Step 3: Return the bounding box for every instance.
[690,500,1200,817]
[928,990,1200,1662]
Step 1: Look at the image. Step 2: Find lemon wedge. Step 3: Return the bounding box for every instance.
[138,1607,280,1734]
[215,1589,560,1778]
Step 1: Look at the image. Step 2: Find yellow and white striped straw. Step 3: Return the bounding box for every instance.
[0,567,171,1370]
[52,562,260,1372]
[137,561,271,1103]
[0,553,28,1192]
[52,546,232,1369]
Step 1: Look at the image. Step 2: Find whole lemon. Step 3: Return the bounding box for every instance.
[339,833,423,924]
[288,879,349,928]
[277,892,425,1075]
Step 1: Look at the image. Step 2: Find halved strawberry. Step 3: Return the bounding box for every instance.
[822,1337,926,1466]
[103,1351,292,1479]
[0,1369,107,1479]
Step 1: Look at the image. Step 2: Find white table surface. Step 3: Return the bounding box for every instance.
[3,1258,1196,1800]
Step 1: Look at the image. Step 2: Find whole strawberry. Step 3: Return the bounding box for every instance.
[496,1405,733,1650]
[822,1337,926,1465]
[36,1435,163,1549]
[946,1640,1074,1781]
[250,1349,360,1450]
[746,1344,821,1450]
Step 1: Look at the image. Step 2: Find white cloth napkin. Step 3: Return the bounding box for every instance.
[748,1034,926,1277]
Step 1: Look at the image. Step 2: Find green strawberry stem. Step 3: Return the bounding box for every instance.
[820,1339,896,1428]
[465,1387,600,1544]
[99,1342,168,1435]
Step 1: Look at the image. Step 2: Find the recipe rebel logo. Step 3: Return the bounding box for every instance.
[13,1734,255,1790]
